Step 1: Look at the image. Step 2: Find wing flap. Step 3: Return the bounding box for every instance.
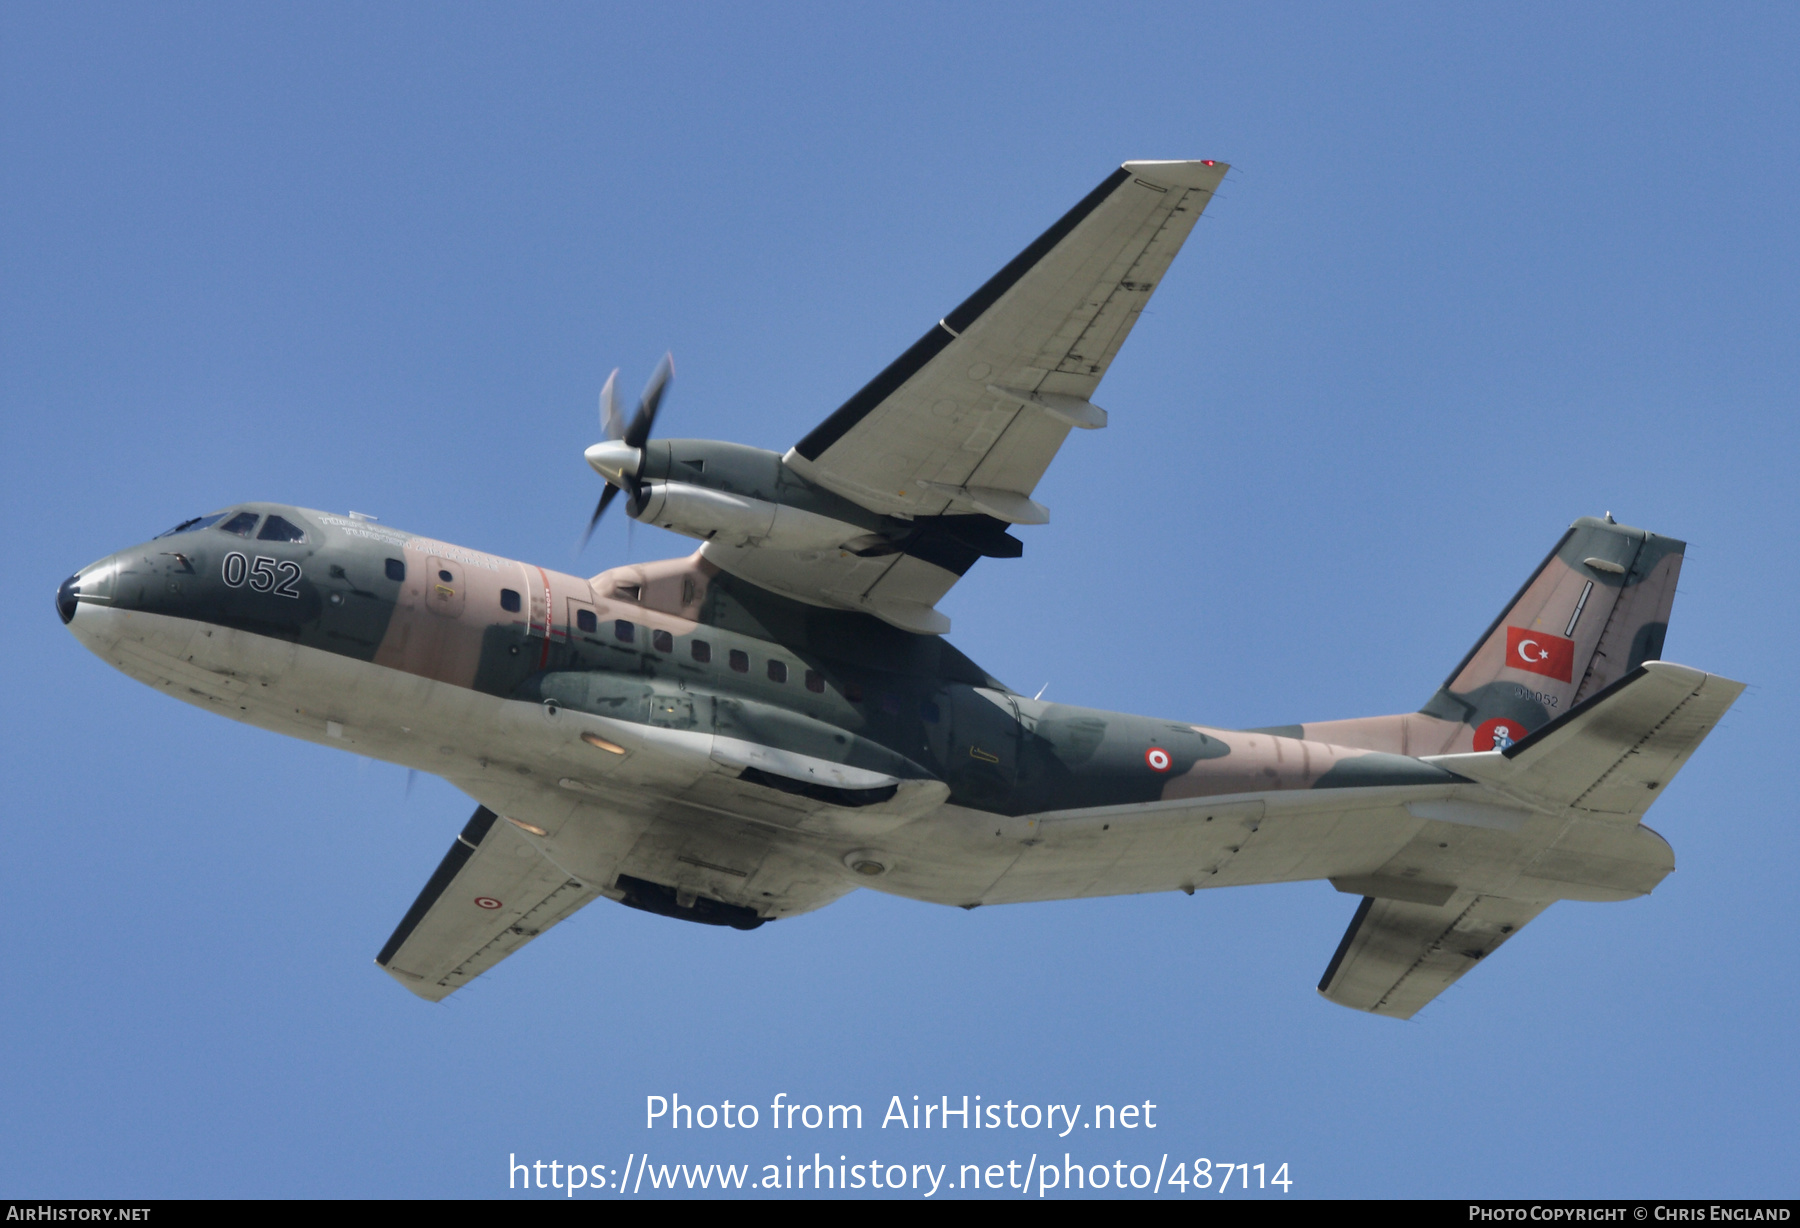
[1318,893,1550,1019]
[377,806,600,1001]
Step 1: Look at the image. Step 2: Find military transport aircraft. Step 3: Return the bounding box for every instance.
[57,160,1742,1017]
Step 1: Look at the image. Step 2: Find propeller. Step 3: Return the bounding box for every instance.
[581,354,673,550]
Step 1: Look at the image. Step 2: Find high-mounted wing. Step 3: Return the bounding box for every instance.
[377,806,600,1001]
[703,159,1228,634]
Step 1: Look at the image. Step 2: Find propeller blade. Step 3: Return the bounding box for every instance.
[581,482,621,550]
[624,352,673,449]
[581,354,670,553]
[600,368,624,441]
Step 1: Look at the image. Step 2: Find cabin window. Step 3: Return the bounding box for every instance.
[385,558,405,582]
[652,629,673,654]
[437,569,454,583]
[577,609,598,634]
[767,660,788,683]
[218,512,260,537]
[729,649,749,673]
[805,669,825,694]
[501,589,522,613]
[691,640,712,664]
[257,514,307,543]
[614,620,635,643]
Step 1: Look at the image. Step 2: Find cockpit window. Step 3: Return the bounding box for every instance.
[154,513,227,539]
[218,512,260,537]
[257,515,307,543]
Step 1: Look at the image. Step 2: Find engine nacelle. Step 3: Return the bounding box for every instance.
[633,481,865,551]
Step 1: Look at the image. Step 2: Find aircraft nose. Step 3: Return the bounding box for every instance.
[58,555,118,625]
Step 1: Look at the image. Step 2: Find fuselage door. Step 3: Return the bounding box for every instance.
[943,685,1022,810]
[425,557,466,618]
[523,566,548,639]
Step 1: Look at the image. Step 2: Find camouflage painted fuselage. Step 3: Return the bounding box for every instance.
[70,501,1472,811]
[54,153,1744,1014]
[60,502,1725,1012]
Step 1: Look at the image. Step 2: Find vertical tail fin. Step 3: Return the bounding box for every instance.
[1418,516,1684,751]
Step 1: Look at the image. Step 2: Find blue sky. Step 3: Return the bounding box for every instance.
[3,3,1796,1198]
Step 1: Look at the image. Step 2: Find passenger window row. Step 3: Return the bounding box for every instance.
[493,594,841,700]
[587,615,832,694]
[384,573,909,729]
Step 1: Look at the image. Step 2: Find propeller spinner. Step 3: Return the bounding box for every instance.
[581,354,673,549]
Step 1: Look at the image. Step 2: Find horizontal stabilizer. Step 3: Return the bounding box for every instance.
[1427,661,1744,817]
[1318,893,1550,1019]
[377,806,600,1001]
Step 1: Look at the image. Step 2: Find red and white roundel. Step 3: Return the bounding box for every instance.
[1145,747,1172,772]
[474,896,503,910]
[1473,717,1525,752]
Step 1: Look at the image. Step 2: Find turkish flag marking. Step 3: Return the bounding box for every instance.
[1505,627,1575,682]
